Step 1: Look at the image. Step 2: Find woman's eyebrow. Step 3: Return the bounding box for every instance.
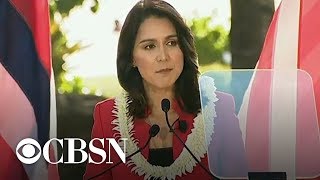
[138,34,178,44]
[166,34,178,39]
[138,38,155,44]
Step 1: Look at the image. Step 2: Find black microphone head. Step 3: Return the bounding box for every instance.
[149,124,160,137]
[161,99,170,113]
[179,120,188,133]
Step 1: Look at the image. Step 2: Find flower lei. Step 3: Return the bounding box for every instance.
[111,76,218,180]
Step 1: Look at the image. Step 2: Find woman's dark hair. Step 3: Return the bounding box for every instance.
[117,0,201,118]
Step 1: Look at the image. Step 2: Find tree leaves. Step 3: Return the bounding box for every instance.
[189,17,229,65]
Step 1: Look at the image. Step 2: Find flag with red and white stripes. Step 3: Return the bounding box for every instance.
[239,0,320,179]
[0,0,58,179]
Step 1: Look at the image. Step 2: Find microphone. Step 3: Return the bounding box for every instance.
[161,99,172,132]
[149,124,161,137]
[178,120,187,133]
[161,98,170,113]
[171,118,188,133]
[87,124,160,180]
[161,99,217,179]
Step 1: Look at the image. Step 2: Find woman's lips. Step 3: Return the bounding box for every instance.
[156,68,173,73]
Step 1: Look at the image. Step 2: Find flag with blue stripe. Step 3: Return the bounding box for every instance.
[0,0,58,179]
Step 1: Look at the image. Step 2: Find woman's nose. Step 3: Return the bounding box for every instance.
[156,46,167,62]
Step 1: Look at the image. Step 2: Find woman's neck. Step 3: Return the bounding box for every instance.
[144,85,175,116]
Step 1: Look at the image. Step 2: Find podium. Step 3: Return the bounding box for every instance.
[199,70,320,179]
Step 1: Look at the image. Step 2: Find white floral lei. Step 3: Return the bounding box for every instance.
[111,76,218,180]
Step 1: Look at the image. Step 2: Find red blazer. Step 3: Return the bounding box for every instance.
[84,92,246,180]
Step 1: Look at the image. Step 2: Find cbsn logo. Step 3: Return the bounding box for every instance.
[16,138,127,164]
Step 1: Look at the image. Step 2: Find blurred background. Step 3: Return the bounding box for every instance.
[51,0,281,179]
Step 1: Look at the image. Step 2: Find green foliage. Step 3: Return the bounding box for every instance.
[49,0,99,18]
[189,17,229,65]
[199,62,230,73]
[51,21,82,86]
[58,76,84,94]
[50,0,99,93]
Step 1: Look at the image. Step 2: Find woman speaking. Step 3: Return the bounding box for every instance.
[84,0,246,179]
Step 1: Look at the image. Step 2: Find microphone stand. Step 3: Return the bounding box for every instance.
[87,125,160,180]
[162,99,219,180]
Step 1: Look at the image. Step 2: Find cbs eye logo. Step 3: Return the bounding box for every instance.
[16,138,42,164]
